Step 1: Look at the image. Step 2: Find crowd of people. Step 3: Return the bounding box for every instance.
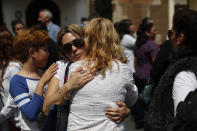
[0,8,197,131]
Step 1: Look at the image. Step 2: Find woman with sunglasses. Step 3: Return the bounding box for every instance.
[43,24,96,115]
[43,22,137,130]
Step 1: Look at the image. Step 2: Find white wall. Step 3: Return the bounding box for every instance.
[112,0,128,23]
[168,0,188,30]
[168,0,174,30]
[54,0,89,27]
[174,0,187,5]
[2,0,89,32]
[189,0,197,11]
[2,0,30,33]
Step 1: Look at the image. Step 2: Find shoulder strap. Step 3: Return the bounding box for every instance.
[64,62,72,83]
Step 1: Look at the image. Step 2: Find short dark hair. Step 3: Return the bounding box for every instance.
[87,13,99,21]
[31,22,47,31]
[173,9,197,51]
[117,19,133,40]
[11,19,25,33]
[0,22,7,31]
[81,17,87,22]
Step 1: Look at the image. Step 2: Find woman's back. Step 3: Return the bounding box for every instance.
[134,40,158,80]
[67,60,137,131]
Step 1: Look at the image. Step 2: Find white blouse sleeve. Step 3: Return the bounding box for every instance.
[6,65,21,79]
[121,34,136,49]
[54,61,68,88]
[54,61,67,80]
[0,95,17,123]
[172,71,197,114]
[122,64,138,108]
[125,83,138,108]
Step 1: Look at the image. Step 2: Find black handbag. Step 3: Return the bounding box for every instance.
[42,62,72,131]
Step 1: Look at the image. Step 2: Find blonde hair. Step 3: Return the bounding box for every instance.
[84,17,127,75]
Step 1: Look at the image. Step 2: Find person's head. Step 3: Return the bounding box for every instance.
[171,9,197,52]
[81,17,87,23]
[168,30,172,40]
[84,17,127,75]
[136,21,156,48]
[57,24,85,62]
[114,21,120,32]
[142,17,153,25]
[0,22,7,31]
[11,19,25,35]
[117,19,135,40]
[31,22,48,31]
[13,28,49,68]
[87,13,99,21]
[0,29,14,78]
[38,9,53,25]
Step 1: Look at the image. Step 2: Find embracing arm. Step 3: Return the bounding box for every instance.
[43,68,96,116]
[125,84,138,108]
[9,63,57,121]
[10,79,45,121]
[105,102,130,123]
[105,84,138,124]
[105,65,138,123]
[42,77,66,116]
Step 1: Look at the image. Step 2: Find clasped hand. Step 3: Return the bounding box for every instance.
[66,67,96,91]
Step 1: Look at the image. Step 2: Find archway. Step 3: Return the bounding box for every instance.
[0,0,3,24]
[26,0,60,27]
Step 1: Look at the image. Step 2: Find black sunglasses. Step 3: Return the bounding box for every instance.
[62,38,84,53]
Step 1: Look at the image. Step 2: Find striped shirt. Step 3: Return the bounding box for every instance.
[9,75,44,131]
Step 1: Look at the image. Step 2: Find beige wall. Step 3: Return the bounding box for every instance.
[150,0,169,45]
[128,0,169,45]
[55,0,89,26]
[174,0,187,5]
[112,0,129,23]
[128,0,150,28]
[112,0,171,45]
[189,0,197,11]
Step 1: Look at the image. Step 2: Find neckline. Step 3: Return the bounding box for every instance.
[15,74,40,81]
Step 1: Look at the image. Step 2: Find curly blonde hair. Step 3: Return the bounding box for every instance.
[13,28,49,63]
[84,17,127,75]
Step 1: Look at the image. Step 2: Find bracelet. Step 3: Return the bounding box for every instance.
[58,88,69,100]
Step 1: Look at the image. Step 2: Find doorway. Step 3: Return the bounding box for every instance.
[26,0,60,27]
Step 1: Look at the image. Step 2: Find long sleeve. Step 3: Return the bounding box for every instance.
[123,64,138,108]
[9,75,44,121]
[121,34,136,49]
[0,95,17,123]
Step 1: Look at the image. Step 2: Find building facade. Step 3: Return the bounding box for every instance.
[1,0,90,33]
[1,0,197,45]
